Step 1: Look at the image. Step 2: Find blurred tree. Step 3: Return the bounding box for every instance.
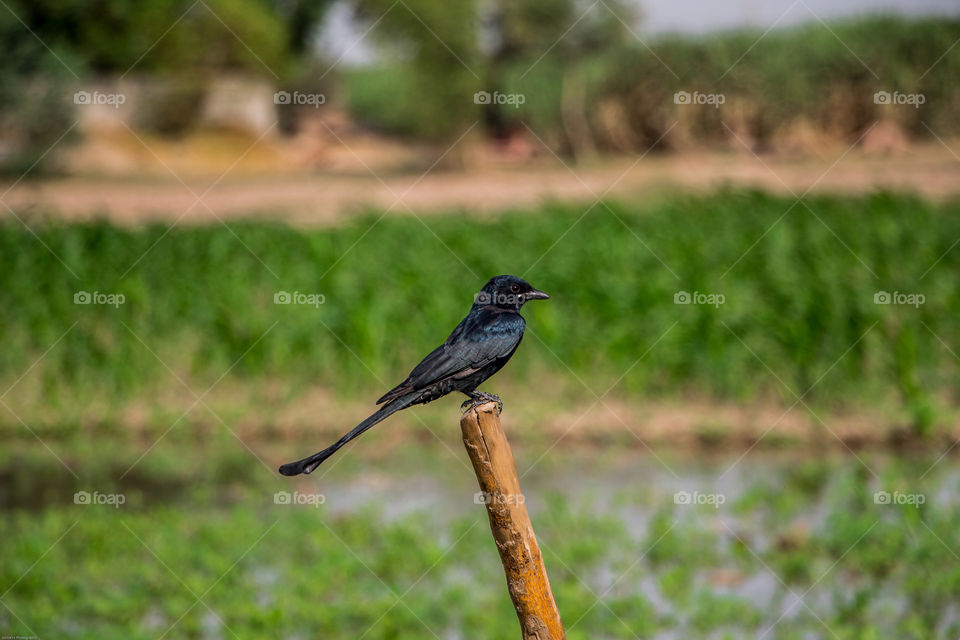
[486,0,634,157]
[0,5,77,174]
[346,0,633,154]
[0,0,335,167]
[8,0,290,75]
[352,0,482,141]
[489,0,633,62]
[269,0,337,55]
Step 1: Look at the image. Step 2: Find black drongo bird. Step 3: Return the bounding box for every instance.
[279,275,549,476]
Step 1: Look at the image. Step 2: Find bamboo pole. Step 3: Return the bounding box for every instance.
[460,401,566,640]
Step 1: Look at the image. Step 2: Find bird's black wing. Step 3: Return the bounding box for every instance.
[376,308,524,404]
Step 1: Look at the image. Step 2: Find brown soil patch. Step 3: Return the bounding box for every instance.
[3,134,958,225]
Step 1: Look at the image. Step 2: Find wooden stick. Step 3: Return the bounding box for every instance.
[460,401,566,640]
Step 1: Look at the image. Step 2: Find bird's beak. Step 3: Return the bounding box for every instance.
[525,289,550,301]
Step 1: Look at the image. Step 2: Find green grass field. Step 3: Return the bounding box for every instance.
[3,189,960,638]
[2,190,958,431]
[2,451,958,639]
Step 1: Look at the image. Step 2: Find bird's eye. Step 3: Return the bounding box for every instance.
[510,284,520,293]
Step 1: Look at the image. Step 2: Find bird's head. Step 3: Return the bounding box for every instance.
[474,275,550,311]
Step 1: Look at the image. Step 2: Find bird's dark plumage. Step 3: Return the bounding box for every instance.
[279,275,549,476]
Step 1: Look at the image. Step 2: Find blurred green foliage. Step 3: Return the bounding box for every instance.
[1,190,958,432]
[1,455,957,638]
[5,0,318,75]
[0,5,79,174]
[3,7,957,169]
[346,15,960,152]
[350,0,485,139]
[0,0,334,167]
[347,0,634,145]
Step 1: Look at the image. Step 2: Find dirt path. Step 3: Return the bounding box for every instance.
[3,145,958,224]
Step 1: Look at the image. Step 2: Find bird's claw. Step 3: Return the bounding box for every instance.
[461,392,503,415]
